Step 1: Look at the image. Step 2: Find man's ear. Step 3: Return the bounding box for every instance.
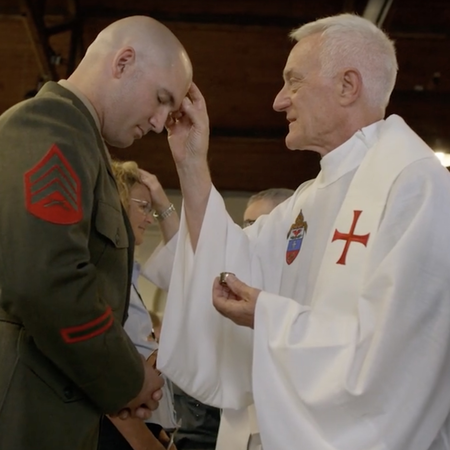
[112,47,135,78]
[338,68,362,106]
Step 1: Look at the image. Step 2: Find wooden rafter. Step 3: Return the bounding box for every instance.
[20,0,58,81]
[18,0,83,81]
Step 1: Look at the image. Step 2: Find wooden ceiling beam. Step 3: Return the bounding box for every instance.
[65,0,83,77]
[20,0,58,81]
[77,7,307,27]
[46,19,78,35]
[17,0,83,81]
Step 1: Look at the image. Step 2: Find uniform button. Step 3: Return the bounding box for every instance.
[115,230,120,244]
[63,386,74,400]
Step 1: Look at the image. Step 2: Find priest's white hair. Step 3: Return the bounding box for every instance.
[290,13,398,110]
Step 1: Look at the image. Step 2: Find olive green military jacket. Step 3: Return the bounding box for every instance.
[0,82,144,450]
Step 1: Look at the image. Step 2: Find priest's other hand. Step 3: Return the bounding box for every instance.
[212,273,260,328]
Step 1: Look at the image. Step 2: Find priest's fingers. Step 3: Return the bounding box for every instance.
[213,293,255,328]
[221,273,260,303]
[187,82,205,105]
[213,276,257,328]
[173,83,208,131]
[212,277,238,300]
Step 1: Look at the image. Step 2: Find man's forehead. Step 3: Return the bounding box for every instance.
[160,72,192,106]
[283,39,320,78]
[283,44,304,75]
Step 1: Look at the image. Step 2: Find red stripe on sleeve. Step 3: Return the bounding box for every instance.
[60,307,114,343]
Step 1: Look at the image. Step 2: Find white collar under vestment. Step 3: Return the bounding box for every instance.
[318,121,383,188]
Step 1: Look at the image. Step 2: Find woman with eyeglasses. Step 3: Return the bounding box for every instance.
[97,159,179,450]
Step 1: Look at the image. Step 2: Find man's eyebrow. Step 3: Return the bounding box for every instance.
[159,88,175,106]
[283,69,303,81]
[283,69,294,80]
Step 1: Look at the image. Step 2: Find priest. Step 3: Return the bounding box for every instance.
[158,13,450,450]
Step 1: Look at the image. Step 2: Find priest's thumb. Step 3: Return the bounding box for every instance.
[224,274,253,302]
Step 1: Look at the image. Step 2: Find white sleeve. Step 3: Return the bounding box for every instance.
[252,161,450,450]
[141,233,178,291]
[157,186,254,410]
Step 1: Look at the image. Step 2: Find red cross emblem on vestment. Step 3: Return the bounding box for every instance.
[331,210,370,265]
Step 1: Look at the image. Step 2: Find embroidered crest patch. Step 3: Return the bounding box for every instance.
[286,210,308,265]
[24,144,82,224]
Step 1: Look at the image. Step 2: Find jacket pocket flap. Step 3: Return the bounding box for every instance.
[95,201,129,248]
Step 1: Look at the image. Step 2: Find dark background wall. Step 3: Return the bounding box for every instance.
[1,0,449,191]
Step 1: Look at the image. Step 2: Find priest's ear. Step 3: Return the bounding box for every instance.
[336,67,362,106]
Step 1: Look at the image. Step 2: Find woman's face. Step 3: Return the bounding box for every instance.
[128,182,154,245]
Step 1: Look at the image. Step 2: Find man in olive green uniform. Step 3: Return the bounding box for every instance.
[0,16,193,450]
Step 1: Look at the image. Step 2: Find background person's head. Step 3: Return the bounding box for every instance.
[69,16,193,148]
[273,13,398,155]
[243,188,294,228]
[112,160,153,246]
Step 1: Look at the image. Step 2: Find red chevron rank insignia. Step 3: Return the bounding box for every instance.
[24,144,82,224]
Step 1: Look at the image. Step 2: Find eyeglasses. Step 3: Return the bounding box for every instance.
[242,219,256,228]
[131,198,153,216]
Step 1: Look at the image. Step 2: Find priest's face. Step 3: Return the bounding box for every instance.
[273,33,344,156]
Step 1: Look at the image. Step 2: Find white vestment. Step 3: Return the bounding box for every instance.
[158,115,450,450]
[144,221,258,450]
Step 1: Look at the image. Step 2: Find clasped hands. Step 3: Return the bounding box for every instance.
[212,273,261,329]
[113,353,163,420]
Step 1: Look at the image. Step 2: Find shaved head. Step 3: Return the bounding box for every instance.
[85,16,191,73]
[68,15,193,148]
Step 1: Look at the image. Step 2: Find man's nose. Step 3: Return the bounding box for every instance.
[273,87,290,111]
[149,110,169,134]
